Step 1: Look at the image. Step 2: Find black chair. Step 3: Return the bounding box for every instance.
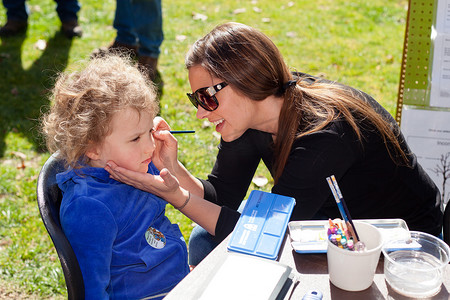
[36,153,85,299]
[444,203,450,246]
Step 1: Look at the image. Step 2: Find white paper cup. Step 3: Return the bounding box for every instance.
[327,221,382,291]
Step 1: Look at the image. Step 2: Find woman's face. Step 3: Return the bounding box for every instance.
[188,65,254,142]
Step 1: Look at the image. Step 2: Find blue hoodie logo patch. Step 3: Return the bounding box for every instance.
[145,227,166,249]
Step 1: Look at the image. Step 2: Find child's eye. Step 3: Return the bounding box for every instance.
[132,136,140,142]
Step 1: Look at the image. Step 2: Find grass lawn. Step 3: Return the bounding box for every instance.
[0,0,407,297]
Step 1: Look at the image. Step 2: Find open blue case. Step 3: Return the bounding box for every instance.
[227,190,296,260]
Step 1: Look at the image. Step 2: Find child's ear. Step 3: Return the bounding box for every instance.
[85,143,100,161]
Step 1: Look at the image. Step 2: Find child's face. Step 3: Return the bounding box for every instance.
[88,108,155,173]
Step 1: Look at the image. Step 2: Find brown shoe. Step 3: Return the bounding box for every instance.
[0,19,27,37]
[61,20,82,38]
[138,56,158,82]
[91,40,139,59]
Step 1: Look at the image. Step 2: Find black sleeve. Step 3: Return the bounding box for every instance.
[198,178,217,203]
[213,206,241,242]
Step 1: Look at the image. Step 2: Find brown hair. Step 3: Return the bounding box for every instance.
[186,22,408,183]
[42,54,158,168]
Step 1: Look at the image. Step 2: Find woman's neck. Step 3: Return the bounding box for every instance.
[251,95,283,135]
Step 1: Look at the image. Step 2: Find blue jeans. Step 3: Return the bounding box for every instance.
[188,225,220,266]
[188,200,247,265]
[113,0,163,58]
[3,0,80,22]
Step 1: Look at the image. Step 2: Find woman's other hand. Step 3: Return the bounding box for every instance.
[105,161,184,205]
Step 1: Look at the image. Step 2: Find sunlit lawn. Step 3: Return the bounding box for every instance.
[0,0,407,296]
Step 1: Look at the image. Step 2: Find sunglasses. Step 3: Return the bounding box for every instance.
[186,82,228,111]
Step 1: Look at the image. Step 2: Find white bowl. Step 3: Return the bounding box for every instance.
[382,231,450,298]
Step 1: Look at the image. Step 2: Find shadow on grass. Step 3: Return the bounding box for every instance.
[0,30,72,157]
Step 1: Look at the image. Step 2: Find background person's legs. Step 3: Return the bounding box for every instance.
[132,0,163,81]
[54,0,83,38]
[0,0,28,36]
[113,0,138,49]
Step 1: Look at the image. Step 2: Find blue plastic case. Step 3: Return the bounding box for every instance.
[227,190,296,260]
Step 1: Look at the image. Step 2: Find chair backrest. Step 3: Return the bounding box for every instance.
[36,154,85,299]
[443,203,450,246]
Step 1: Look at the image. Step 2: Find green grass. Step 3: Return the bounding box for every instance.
[0,0,407,297]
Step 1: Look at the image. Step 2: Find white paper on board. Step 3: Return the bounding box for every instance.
[401,106,450,203]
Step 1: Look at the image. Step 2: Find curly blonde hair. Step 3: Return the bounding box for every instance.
[42,54,159,168]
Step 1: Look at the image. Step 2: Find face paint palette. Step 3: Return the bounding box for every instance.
[227,190,296,260]
[288,219,410,254]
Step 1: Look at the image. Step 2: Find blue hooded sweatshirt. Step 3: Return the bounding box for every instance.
[57,162,189,299]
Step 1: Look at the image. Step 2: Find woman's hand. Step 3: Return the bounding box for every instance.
[106,161,220,236]
[153,116,171,132]
[150,117,205,198]
[151,117,181,174]
[105,161,185,206]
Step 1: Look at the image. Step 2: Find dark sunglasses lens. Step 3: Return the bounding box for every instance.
[197,91,218,111]
[187,93,198,108]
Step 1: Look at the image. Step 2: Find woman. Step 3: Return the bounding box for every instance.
[106,22,443,266]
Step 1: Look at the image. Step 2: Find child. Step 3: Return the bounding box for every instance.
[42,54,189,299]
